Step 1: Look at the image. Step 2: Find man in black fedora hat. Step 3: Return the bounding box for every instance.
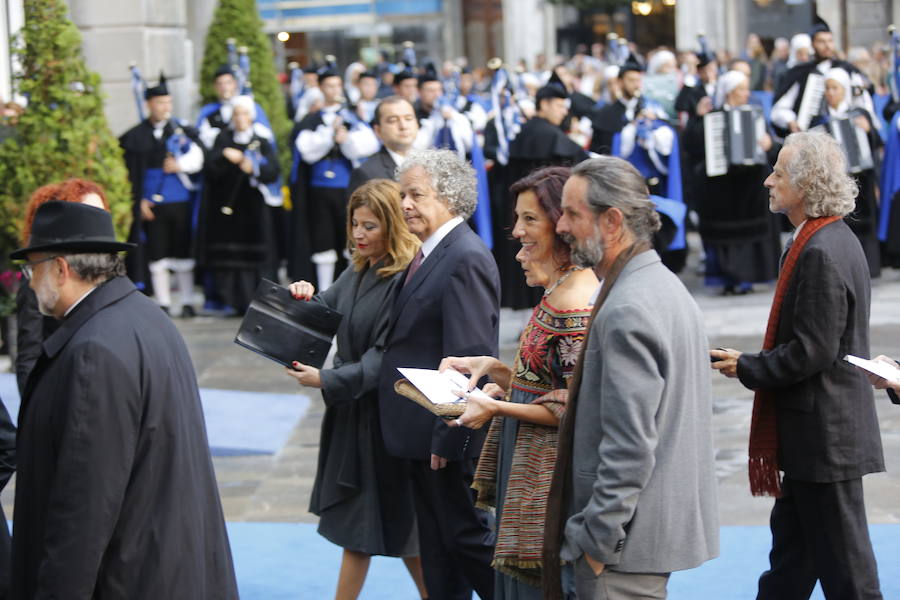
[8,201,238,599]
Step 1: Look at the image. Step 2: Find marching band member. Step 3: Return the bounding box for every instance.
[120,73,204,316]
[683,70,781,295]
[197,65,272,149]
[771,16,878,139]
[811,68,882,276]
[291,70,379,289]
[198,96,280,315]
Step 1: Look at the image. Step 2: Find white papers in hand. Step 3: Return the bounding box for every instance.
[397,367,493,405]
[844,354,900,381]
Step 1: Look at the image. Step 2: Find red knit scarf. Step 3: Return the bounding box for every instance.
[748,215,841,497]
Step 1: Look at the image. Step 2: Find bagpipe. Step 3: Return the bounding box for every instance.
[611,93,684,224]
[288,62,304,118]
[221,38,283,210]
[227,38,252,96]
[889,25,900,105]
[401,41,417,70]
[425,68,493,249]
[487,58,524,167]
[129,62,146,121]
[220,137,275,215]
[443,64,462,107]
[606,33,630,67]
[127,63,199,200]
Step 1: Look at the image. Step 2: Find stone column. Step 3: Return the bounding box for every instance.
[185,0,217,115]
[502,0,555,69]
[816,0,844,49]
[67,0,191,135]
[675,0,727,54]
[846,0,889,50]
[443,0,466,60]
[0,0,24,104]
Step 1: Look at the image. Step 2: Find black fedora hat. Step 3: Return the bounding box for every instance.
[10,201,135,261]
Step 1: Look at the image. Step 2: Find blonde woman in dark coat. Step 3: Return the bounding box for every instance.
[286,179,426,600]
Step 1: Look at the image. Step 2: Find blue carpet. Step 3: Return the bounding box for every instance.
[0,373,308,456]
[227,522,900,599]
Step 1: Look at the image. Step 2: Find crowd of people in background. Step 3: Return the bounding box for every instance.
[1,11,900,600]
[98,14,900,322]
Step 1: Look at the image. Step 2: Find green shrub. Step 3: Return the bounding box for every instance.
[0,0,132,265]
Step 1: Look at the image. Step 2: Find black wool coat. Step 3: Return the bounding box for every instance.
[11,276,237,600]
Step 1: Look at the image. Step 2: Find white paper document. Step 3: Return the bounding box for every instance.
[397,367,493,405]
[843,354,900,381]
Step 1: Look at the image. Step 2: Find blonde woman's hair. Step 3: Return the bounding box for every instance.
[346,179,420,277]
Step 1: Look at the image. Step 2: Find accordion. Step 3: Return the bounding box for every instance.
[826,112,874,174]
[703,106,767,177]
[796,73,826,131]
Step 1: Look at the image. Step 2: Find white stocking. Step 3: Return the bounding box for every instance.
[312,250,337,291]
[148,260,172,308]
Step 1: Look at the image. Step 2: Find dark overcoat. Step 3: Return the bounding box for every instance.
[737,220,885,482]
[11,276,237,599]
[378,222,500,461]
[309,261,418,556]
[347,147,398,196]
[0,396,14,599]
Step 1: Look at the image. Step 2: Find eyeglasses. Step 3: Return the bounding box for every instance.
[19,255,60,279]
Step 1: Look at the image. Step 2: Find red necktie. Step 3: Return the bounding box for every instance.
[404,249,424,287]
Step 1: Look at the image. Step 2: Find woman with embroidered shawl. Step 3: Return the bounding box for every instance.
[440,166,598,599]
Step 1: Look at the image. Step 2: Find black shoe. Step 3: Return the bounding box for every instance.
[180,306,196,319]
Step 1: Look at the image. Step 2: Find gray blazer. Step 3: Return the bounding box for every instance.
[562,250,719,573]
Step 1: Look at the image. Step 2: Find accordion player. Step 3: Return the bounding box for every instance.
[811,110,875,174]
[703,105,768,177]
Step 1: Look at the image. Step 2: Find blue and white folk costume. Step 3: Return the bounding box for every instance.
[682,92,782,293]
[292,104,379,288]
[197,97,272,150]
[120,76,205,315]
[454,93,488,133]
[811,68,882,276]
[414,101,494,249]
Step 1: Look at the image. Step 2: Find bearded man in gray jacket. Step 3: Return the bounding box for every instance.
[543,156,719,600]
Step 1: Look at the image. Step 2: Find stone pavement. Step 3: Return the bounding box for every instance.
[2,233,900,530]
[179,233,900,529]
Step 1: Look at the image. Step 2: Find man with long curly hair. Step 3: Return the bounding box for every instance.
[712,131,884,599]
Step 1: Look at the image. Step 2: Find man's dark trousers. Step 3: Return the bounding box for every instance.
[757,477,882,600]
[409,459,495,600]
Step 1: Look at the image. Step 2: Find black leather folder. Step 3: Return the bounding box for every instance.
[234,279,343,369]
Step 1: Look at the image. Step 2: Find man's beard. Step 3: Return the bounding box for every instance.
[561,228,605,268]
[35,276,60,317]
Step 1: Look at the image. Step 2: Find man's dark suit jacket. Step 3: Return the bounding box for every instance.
[348,147,397,196]
[737,220,885,482]
[379,222,500,461]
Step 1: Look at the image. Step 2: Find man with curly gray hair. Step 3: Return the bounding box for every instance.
[379,148,500,599]
[712,131,884,599]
